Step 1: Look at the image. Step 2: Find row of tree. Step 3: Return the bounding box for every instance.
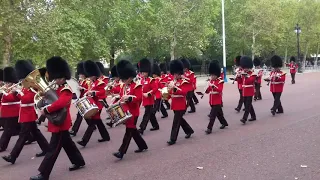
[1,0,320,69]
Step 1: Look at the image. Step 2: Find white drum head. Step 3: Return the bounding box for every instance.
[67,78,80,103]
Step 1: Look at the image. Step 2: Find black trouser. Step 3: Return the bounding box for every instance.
[242,96,256,120]
[38,131,85,179]
[139,105,159,130]
[291,73,296,84]
[207,105,228,130]
[119,117,148,154]
[186,91,196,112]
[254,82,262,100]
[100,99,109,109]
[272,92,283,113]
[170,110,194,142]
[236,89,244,110]
[71,112,90,133]
[81,119,110,145]
[192,91,199,104]
[37,115,46,124]
[164,100,170,109]
[10,122,49,160]
[0,117,19,150]
[0,118,4,129]
[154,99,168,117]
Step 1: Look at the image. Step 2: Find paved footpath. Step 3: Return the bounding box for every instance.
[1,72,320,180]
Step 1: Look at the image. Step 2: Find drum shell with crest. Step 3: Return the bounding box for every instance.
[107,102,132,127]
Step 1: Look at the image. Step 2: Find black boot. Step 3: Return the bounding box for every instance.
[69,164,85,171]
[2,155,15,164]
[35,151,46,157]
[30,174,46,180]
[205,129,212,134]
[113,152,124,159]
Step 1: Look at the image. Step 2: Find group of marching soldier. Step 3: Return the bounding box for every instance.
[0,54,297,180]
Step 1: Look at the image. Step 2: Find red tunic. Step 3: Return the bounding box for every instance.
[205,78,224,105]
[99,75,109,85]
[79,79,90,98]
[241,71,256,97]
[90,79,106,120]
[184,70,196,91]
[141,77,158,106]
[120,81,142,128]
[154,77,161,99]
[160,74,172,85]
[45,84,72,133]
[254,68,263,84]
[289,63,298,74]
[220,72,224,79]
[17,88,38,123]
[269,70,286,93]
[1,92,20,118]
[169,79,189,111]
[109,80,121,95]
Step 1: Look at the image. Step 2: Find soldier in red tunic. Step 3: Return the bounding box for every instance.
[77,60,110,147]
[106,66,122,127]
[138,58,159,134]
[69,62,94,136]
[152,63,168,119]
[159,63,171,110]
[113,60,148,159]
[253,58,263,101]
[167,60,194,145]
[181,58,196,113]
[268,55,286,115]
[0,67,21,152]
[205,61,228,134]
[2,60,49,164]
[234,56,245,112]
[288,56,298,84]
[96,61,110,109]
[30,56,85,180]
[239,56,257,124]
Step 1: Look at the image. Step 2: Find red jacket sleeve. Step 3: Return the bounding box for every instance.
[170,82,188,96]
[245,75,256,84]
[205,86,212,94]
[94,83,106,99]
[275,74,286,82]
[46,90,72,113]
[4,93,20,102]
[151,79,159,95]
[129,85,142,104]
[213,81,224,93]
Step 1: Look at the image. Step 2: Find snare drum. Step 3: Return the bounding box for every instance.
[75,96,99,119]
[107,102,132,127]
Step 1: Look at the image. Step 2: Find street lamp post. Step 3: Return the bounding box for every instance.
[294,24,302,73]
[221,0,227,82]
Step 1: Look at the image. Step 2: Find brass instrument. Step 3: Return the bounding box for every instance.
[160,87,169,100]
[22,69,67,125]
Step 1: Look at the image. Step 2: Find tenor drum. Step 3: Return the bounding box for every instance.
[67,78,80,103]
[75,97,99,119]
[107,103,132,127]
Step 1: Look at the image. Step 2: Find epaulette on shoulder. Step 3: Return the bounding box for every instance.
[181,79,189,84]
[134,82,142,89]
[97,79,105,86]
[61,84,72,92]
[189,70,194,74]
[218,79,224,84]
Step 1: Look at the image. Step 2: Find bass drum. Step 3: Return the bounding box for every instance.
[66,78,80,103]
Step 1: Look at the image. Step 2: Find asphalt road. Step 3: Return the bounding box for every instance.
[1,72,320,180]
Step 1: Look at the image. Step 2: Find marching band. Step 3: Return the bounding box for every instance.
[0,55,289,180]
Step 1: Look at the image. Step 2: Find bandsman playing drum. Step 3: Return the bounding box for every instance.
[152,63,168,119]
[96,61,110,110]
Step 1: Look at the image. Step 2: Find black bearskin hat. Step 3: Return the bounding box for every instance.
[116,60,136,80]
[235,56,241,66]
[253,58,261,67]
[46,56,71,81]
[38,67,47,78]
[209,60,221,77]
[170,60,184,75]
[180,58,191,69]
[95,61,106,75]
[240,56,253,69]
[76,62,86,76]
[0,69,3,81]
[15,60,35,80]
[84,60,101,77]
[290,56,296,62]
[139,58,152,73]
[111,66,118,78]
[152,63,161,76]
[271,55,283,68]
[159,63,167,73]
[136,63,139,70]
[3,67,18,83]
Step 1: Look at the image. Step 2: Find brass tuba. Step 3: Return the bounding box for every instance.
[22,69,67,126]
[161,87,169,100]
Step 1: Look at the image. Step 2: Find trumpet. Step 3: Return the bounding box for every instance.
[0,81,23,94]
[167,80,182,91]
[105,79,115,91]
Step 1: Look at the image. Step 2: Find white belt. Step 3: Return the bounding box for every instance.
[209,92,219,94]
[2,102,20,106]
[171,95,184,98]
[271,82,284,84]
[20,103,35,107]
[242,85,254,88]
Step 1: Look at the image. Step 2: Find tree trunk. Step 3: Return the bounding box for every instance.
[314,42,319,68]
[109,46,115,68]
[251,30,255,60]
[303,42,309,70]
[170,28,177,61]
[200,49,206,75]
[2,31,13,67]
[284,46,288,65]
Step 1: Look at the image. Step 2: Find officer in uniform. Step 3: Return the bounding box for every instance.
[180,58,196,113]
[253,58,263,100]
[30,56,85,180]
[234,56,244,112]
[113,60,148,159]
[288,56,298,84]
[167,60,194,145]
[159,63,171,110]
[152,63,168,119]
